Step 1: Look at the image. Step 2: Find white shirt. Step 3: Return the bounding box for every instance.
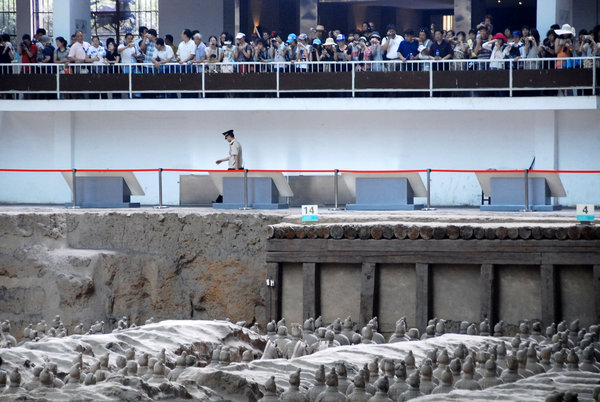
[118,43,137,64]
[382,34,404,59]
[86,45,106,64]
[177,39,196,62]
[154,45,175,62]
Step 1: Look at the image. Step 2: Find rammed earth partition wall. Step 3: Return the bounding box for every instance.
[265,223,600,337]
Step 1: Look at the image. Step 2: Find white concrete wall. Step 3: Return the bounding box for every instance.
[572,0,600,32]
[1,103,598,206]
[52,0,92,42]
[158,0,225,39]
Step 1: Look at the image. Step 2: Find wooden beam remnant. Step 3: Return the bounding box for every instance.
[480,264,497,325]
[415,263,432,333]
[302,263,318,320]
[594,265,600,324]
[266,263,281,322]
[540,264,559,327]
[359,262,377,328]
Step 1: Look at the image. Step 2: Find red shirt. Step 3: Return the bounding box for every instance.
[21,43,37,63]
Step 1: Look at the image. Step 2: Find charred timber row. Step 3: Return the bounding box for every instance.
[268,224,600,240]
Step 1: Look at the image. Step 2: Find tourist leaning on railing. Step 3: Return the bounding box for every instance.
[118,33,138,73]
[0,34,14,65]
[482,33,509,70]
[151,38,175,72]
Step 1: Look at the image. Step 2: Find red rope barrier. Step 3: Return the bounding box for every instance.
[530,169,600,174]
[430,169,527,173]
[338,169,428,174]
[249,169,336,173]
[0,169,72,172]
[76,169,159,172]
[161,169,244,173]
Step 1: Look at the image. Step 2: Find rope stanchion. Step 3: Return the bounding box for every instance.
[329,169,342,211]
[524,169,531,212]
[68,168,79,209]
[423,168,436,211]
[241,168,251,210]
[154,168,168,209]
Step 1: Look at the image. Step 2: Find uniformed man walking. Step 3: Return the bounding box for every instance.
[216,129,243,170]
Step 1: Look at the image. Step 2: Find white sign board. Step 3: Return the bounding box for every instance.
[301,205,318,222]
[576,204,594,222]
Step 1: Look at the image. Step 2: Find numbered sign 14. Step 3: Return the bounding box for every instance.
[302,205,318,222]
[576,204,594,222]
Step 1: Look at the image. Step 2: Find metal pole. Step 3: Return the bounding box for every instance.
[276,67,280,98]
[423,168,436,211]
[70,168,78,208]
[159,168,163,206]
[429,61,433,97]
[351,64,355,98]
[593,57,597,96]
[524,169,530,212]
[202,66,206,98]
[154,168,168,209]
[509,60,513,97]
[329,169,341,211]
[128,65,132,99]
[242,168,250,210]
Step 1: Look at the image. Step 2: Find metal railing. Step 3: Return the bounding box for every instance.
[2,167,599,210]
[0,57,597,97]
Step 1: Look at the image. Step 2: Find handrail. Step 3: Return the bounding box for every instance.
[1,56,597,98]
[2,168,598,209]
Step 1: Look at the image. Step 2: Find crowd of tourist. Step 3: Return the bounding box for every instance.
[1,14,600,74]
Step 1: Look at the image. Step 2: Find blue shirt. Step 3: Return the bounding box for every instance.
[397,40,419,60]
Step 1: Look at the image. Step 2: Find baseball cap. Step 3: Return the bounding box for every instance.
[335,33,346,41]
[312,38,322,45]
[298,33,307,40]
[286,33,297,43]
[235,32,245,39]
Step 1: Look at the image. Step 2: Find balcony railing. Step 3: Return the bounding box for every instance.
[0,57,597,98]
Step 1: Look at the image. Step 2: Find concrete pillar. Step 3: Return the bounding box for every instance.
[52,112,75,200]
[453,0,472,34]
[299,0,318,36]
[537,0,573,36]
[159,0,225,39]
[53,0,92,42]
[16,1,31,44]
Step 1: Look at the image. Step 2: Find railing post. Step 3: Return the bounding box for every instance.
[154,168,168,209]
[201,66,206,98]
[276,67,280,98]
[329,168,341,211]
[429,62,433,97]
[524,169,531,212]
[509,59,513,97]
[56,66,60,99]
[242,168,250,210]
[351,64,355,98]
[70,168,78,208]
[593,57,597,96]
[427,168,431,209]
[128,65,133,99]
